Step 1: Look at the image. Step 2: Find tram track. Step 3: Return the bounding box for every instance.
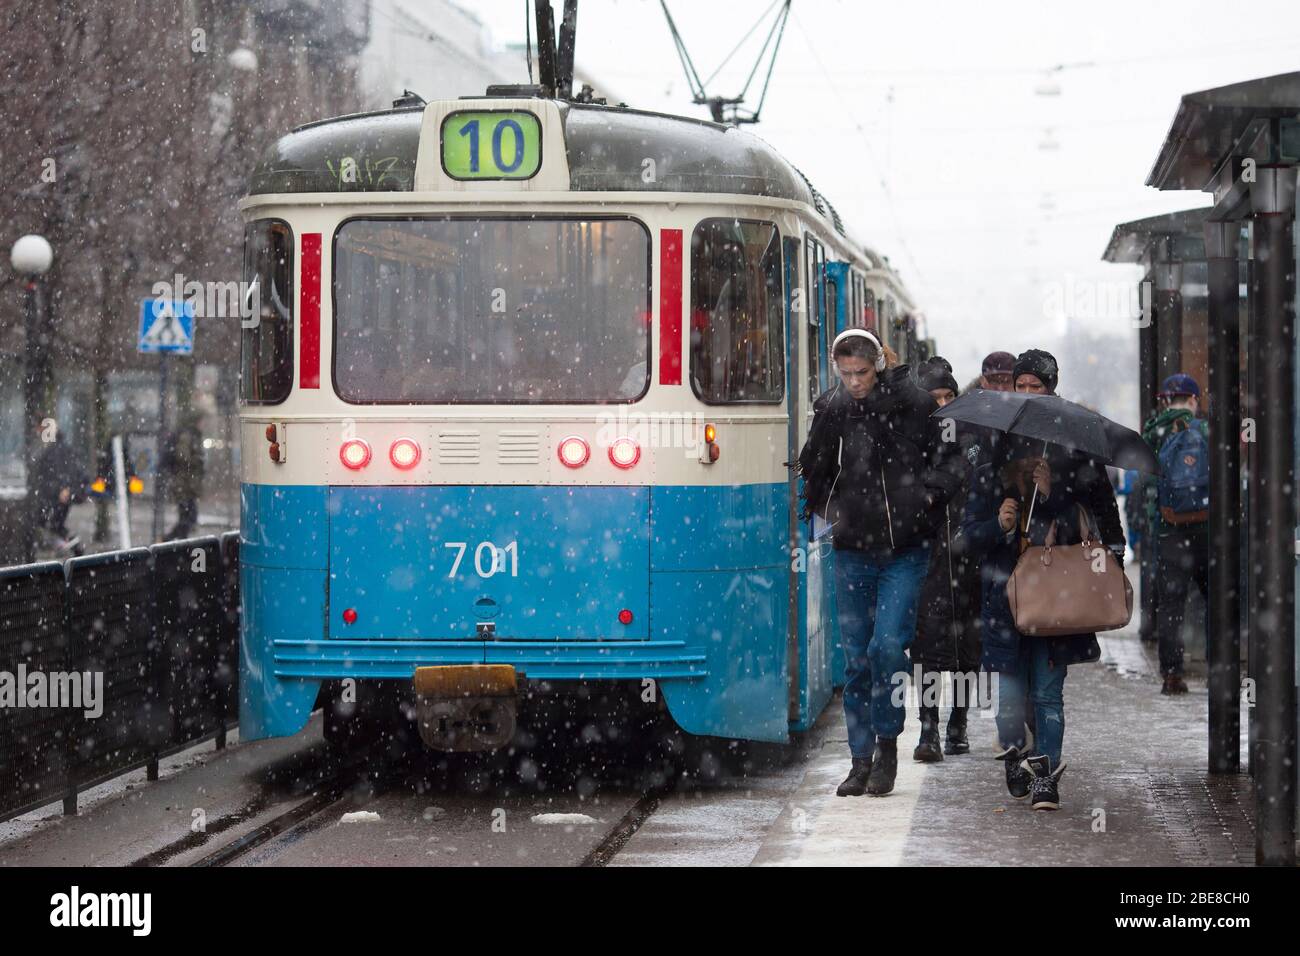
[181,780,662,868]
[579,788,664,867]
[129,758,661,868]
[189,780,358,867]
[126,746,375,868]
[124,713,698,868]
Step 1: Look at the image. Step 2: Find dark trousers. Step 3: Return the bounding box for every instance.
[42,499,72,538]
[166,497,199,541]
[916,662,978,728]
[1156,524,1209,677]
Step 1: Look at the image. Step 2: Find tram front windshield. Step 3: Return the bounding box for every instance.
[334,217,650,404]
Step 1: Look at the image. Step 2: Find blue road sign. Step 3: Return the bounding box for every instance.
[138,298,195,354]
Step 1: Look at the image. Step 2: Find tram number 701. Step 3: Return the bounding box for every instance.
[444,541,519,579]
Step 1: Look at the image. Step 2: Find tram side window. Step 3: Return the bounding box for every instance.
[689,219,785,403]
[805,235,825,405]
[240,220,293,404]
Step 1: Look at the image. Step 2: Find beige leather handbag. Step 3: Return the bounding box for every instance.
[1006,506,1133,637]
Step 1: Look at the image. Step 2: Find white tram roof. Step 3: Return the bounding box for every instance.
[249,96,851,230]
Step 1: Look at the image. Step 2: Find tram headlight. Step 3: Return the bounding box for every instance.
[609,437,640,469]
[339,438,372,470]
[389,438,421,470]
[557,436,590,468]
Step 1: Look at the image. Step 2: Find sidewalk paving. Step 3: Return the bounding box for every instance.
[752,629,1255,866]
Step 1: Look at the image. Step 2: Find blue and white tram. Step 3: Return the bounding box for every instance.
[237,89,926,750]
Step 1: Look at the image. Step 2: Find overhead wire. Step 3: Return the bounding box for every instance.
[659,0,708,102]
[788,10,928,293]
[659,0,793,123]
[703,0,781,88]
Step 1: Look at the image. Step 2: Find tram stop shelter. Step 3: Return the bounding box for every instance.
[1103,70,1300,865]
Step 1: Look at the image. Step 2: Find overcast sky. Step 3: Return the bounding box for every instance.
[467,0,1300,386]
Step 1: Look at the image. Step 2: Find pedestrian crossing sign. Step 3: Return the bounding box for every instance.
[138,298,195,354]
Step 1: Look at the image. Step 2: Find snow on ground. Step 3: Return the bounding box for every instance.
[530,813,598,825]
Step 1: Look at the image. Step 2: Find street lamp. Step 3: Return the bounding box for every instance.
[12,234,54,564]
[11,234,53,276]
[227,47,258,72]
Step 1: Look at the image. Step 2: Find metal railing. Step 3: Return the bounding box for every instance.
[0,531,239,824]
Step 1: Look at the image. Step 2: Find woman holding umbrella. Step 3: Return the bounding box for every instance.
[958,349,1128,810]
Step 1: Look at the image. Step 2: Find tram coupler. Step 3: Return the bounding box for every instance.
[413,664,518,752]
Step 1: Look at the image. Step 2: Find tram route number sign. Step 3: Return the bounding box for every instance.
[441,111,541,181]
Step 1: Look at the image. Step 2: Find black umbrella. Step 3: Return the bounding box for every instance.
[934,389,1159,475]
[935,389,1157,531]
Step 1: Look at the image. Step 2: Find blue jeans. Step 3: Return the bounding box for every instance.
[994,640,1067,769]
[834,544,930,758]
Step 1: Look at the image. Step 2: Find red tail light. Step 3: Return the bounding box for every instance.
[342,608,358,625]
[339,439,371,470]
[618,608,634,625]
[389,438,421,469]
[557,436,590,468]
[609,437,640,469]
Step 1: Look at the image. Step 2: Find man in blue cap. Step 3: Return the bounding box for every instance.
[1141,373,1209,695]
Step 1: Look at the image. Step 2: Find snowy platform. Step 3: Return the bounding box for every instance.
[751,631,1255,867]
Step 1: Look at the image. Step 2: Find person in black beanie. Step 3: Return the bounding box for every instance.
[1011,348,1059,394]
[910,357,983,760]
[916,356,959,404]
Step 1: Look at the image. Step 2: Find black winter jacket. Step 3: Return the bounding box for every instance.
[797,365,965,552]
[33,437,86,518]
[912,426,983,671]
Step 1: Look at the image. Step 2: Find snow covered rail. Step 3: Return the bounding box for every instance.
[0,531,240,824]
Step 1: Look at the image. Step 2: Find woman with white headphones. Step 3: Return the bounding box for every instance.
[798,328,964,796]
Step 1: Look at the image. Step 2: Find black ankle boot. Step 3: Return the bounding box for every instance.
[913,707,943,763]
[944,706,970,755]
[1024,755,1066,810]
[867,738,898,795]
[995,745,1032,799]
[836,756,872,797]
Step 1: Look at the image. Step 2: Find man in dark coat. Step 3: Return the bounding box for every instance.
[910,357,983,761]
[161,409,205,540]
[961,348,1125,810]
[33,426,87,557]
[798,330,965,797]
